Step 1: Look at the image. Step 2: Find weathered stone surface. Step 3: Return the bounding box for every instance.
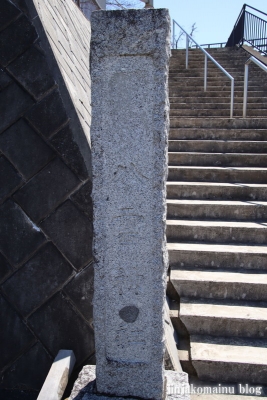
[0,82,34,134]
[0,252,12,283]
[41,200,93,269]
[7,46,56,99]
[25,89,68,138]
[165,370,190,400]
[91,9,170,400]
[70,366,190,400]
[14,157,80,222]
[51,124,89,181]
[0,342,52,391]
[0,119,54,179]
[0,15,38,66]
[64,263,94,323]
[28,293,94,365]
[70,365,96,400]
[0,200,45,266]
[0,156,22,203]
[71,181,92,220]
[2,242,73,316]
[0,295,35,370]
[0,0,21,32]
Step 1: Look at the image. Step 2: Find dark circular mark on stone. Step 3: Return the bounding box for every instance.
[119,305,139,323]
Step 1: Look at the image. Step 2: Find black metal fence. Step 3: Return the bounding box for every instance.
[226,4,267,55]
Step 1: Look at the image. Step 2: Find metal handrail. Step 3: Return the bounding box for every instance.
[191,42,227,49]
[226,4,267,55]
[245,4,267,18]
[243,56,267,117]
[172,19,235,118]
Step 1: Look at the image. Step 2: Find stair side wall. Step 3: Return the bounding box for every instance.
[0,0,94,392]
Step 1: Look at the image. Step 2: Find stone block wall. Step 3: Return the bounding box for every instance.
[0,0,94,392]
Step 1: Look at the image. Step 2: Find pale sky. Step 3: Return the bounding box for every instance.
[154,0,267,46]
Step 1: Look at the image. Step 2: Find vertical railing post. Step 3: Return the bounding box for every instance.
[243,63,249,118]
[186,34,189,69]
[173,19,175,49]
[230,78,234,119]
[204,54,207,92]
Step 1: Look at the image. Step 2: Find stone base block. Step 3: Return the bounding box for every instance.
[70,366,190,400]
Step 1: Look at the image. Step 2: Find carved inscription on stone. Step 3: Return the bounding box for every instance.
[101,56,154,364]
[91,9,170,399]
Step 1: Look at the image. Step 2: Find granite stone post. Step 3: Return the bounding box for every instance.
[91,9,170,400]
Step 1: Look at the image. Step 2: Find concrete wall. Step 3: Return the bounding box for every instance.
[0,0,94,392]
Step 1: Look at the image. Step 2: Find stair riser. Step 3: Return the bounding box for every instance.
[167,184,267,201]
[168,84,243,90]
[168,140,267,153]
[167,203,267,221]
[170,102,267,109]
[169,90,265,98]
[168,78,262,86]
[167,224,267,244]
[170,118,267,129]
[169,97,266,104]
[192,360,267,385]
[170,57,248,64]
[168,78,248,85]
[168,153,267,167]
[172,280,267,301]
[169,129,267,141]
[170,109,267,117]
[180,315,267,339]
[169,249,267,271]
[168,168,267,184]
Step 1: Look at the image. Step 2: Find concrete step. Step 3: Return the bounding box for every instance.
[167,200,267,221]
[168,140,267,153]
[168,152,267,167]
[169,96,267,104]
[168,77,259,85]
[168,242,267,271]
[190,335,267,384]
[170,57,249,65]
[169,90,265,98]
[168,90,266,99]
[169,128,267,141]
[168,68,246,76]
[168,82,244,89]
[169,109,267,118]
[169,61,250,71]
[168,166,267,183]
[170,101,267,110]
[167,219,267,245]
[180,298,267,338]
[167,181,267,200]
[170,118,267,130]
[171,268,267,301]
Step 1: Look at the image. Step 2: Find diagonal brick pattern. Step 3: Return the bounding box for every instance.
[0,0,94,392]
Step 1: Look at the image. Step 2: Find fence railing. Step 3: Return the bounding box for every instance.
[243,56,267,117]
[191,42,226,49]
[226,4,267,55]
[172,20,235,118]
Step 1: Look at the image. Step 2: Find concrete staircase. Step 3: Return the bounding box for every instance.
[167,47,267,392]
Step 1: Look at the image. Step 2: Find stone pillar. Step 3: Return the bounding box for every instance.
[91,9,170,400]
